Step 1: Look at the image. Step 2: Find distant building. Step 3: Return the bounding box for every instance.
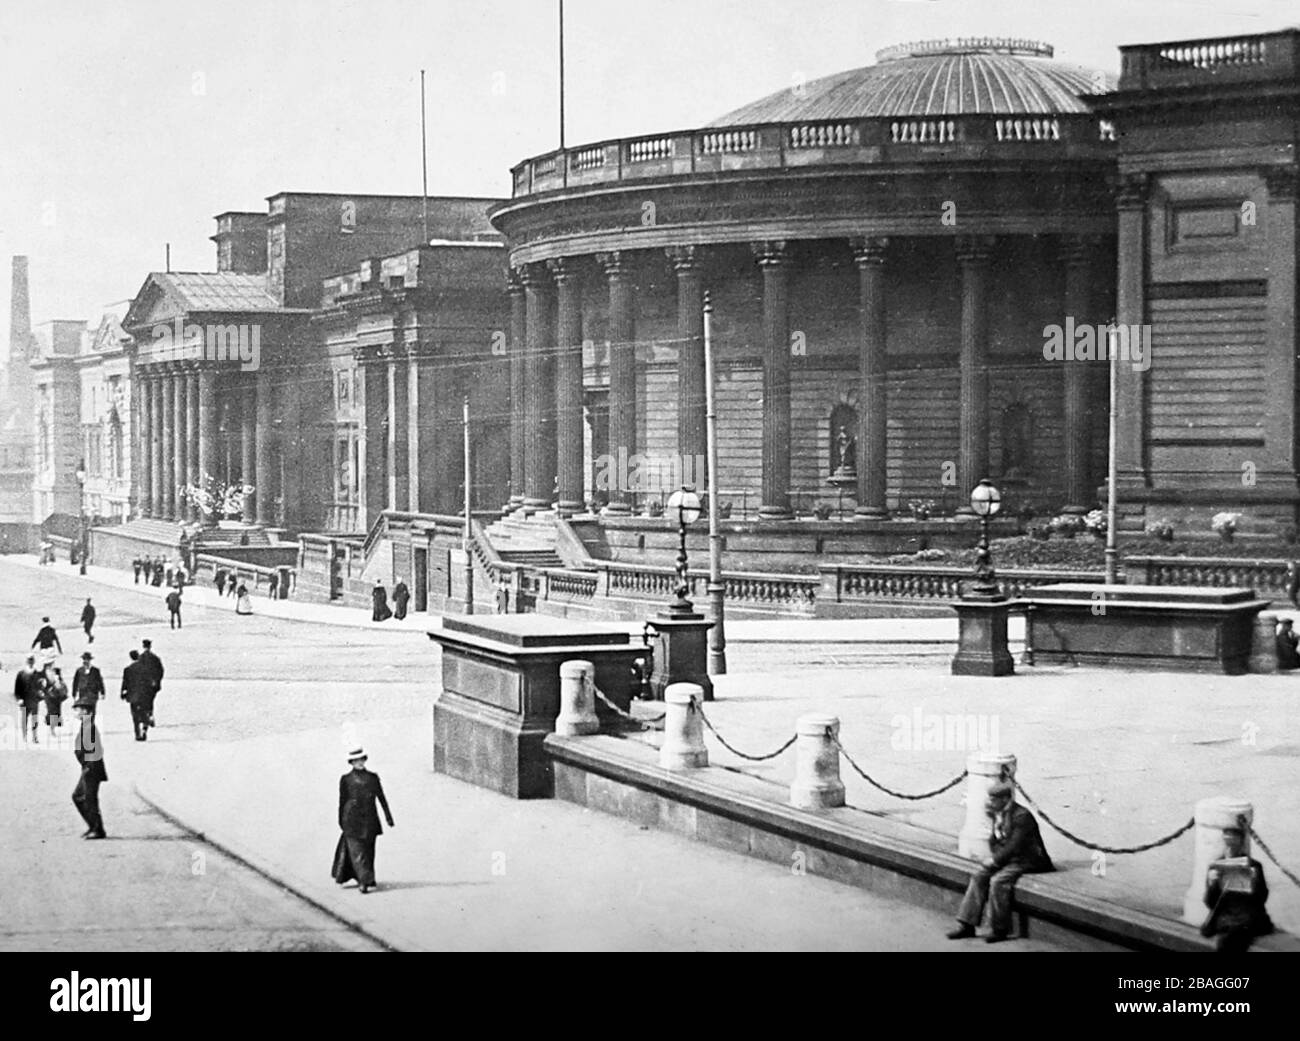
[30,319,86,524]
[77,303,133,522]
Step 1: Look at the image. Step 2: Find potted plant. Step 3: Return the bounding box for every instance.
[813,504,833,521]
[1145,518,1175,543]
[906,498,936,521]
[1083,509,1108,540]
[1048,513,1085,540]
[1211,511,1241,543]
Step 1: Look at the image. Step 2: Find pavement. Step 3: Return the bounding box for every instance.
[7,551,1296,950]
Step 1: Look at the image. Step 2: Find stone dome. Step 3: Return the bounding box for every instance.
[708,38,1116,125]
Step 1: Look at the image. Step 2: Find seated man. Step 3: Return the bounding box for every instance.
[947,781,1054,943]
[1201,823,1272,954]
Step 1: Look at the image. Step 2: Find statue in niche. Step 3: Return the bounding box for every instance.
[829,403,859,480]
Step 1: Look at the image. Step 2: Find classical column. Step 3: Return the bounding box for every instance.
[254,373,273,526]
[597,251,636,515]
[280,379,302,529]
[1062,235,1099,512]
[1114,174,1149,488]
[852,236,890,518]
[172,369,187,521]
[506,268,526,511]
[406,345,420,513]
[386,346,409,511]
[138,375,153,517]
[240,375,255,517]
[185,370,199,520]
[160,372,176,519]
[549,256,585,516]
[957,236,996,506]
[150,374,164,518]
[1262,165,1299,491]
[754,240,793,520]
[197,368,217,523]
[361,360,386,526]
[668,245,706,486]
[522,263,556,510]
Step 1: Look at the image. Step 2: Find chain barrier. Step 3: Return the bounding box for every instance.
[590,683,664,730]
[1247,824,1300,891]
[833,737,968,800]
[696,704,797,762]
[1013,780,1195,854]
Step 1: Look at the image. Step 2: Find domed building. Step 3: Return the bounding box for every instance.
[490,38,1120,525]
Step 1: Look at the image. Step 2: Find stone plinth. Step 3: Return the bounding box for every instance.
[1024,584,1271,675]
[429,614,643,798]
[647,607,715,701]
[951,597,1015,676]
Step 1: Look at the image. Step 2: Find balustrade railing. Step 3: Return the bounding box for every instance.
[511,113,1113,196]
[1119,30,1298,90]
[1126,555,1293,597]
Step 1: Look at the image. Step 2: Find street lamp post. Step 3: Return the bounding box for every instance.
[75,458,87,575]
[645,485,715,700]
[950,478,1014,676]
[968,478,1003,600]
[666,486,702,616]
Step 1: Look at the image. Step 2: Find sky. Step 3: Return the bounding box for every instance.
[1,0,1294,339]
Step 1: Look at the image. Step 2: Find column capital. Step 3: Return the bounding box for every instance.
[751,239,790,266]
[1114,172,1149,210]
[956,235,997,264]
[506,265,526,295]
[546,256,584,286]
[1262,164,1300,202]
[1058,233,1104,268]
[519,261,553,290]
[595,250,633,280]
[850,236,890,266]
[665,245,699,273]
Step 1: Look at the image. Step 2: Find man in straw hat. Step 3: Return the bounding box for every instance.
[947,780,1053,943]
[71,694,107,839]
[331,745,395,894]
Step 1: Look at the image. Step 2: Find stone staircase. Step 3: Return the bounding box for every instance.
[481,510,566,569]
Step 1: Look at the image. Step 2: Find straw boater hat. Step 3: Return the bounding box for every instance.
[347,746,367,763]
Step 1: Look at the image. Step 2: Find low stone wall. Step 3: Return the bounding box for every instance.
[90,526,178,570]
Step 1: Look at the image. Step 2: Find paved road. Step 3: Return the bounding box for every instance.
[0,559,1077,951]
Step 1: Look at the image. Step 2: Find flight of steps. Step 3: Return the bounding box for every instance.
[481,510,566,569]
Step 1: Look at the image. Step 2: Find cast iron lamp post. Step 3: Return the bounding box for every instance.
[75,458,87,575]
[968,478,1003,600]
[666,486,702,616]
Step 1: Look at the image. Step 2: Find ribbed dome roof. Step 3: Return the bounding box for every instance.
[709,39,1115,125]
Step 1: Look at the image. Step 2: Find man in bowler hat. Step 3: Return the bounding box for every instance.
[72,696,107,839]
[71,652,106,720]
[947,781,1053,943]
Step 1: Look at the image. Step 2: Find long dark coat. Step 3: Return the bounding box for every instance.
[13,667,41,711]
[392,582,410,620]
[372,585,392,622]
[331,768,394,887]
[72,666,105,703]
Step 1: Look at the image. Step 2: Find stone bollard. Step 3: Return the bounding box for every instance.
[1247,611,1279,674]
[1182,796,1254,925]
[790,714,845,810]
[957,751,1018,859]
[659,683,707,770]
[555,660,599,736]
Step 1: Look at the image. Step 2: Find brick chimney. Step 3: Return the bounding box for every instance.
[212,212,268,274]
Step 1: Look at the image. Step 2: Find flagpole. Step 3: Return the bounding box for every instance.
[558,0,566,150]
[420,69,430,243]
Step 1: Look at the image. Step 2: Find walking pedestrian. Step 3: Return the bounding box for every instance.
[81,598,96,644]
[495,578,510,614]
[215,568,227,597]
[235,582,252,615]
[13,655,41,744]
[121,651,153,741]
[331,746,395,894]
[371,581,392,623]
[71,696,107,839]
[228,573,239,598]
[946,781,1054,944]
[132,557,142,584]
[165,562,174,587]
[32,616,62,667]
[42,664,68,738]
[268,569,279,598]
[165,587,183,629]
[139,639,163,727]
[71,652,106,721]
[151,559,163,586]
[392,579,410,620]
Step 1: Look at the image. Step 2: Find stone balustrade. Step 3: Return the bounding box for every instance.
[510,113,1114,197]
[1119,30,1298,91]
[1125,555,1294,599]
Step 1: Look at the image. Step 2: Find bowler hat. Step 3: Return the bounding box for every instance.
[81,651,93,660]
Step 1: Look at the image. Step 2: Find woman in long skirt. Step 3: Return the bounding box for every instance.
[235,581,253,615]
[331,746,395,894]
